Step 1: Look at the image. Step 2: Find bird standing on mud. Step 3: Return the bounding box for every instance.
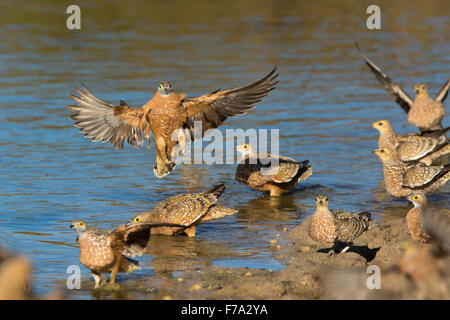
[373,147,450,198]
[356,43,449,133]
[308,195,371,255]
[372,119,449,165]
[70,219,185,288]
[67,67,278,178]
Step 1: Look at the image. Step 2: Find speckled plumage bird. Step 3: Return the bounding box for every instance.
[66,67,278,178]
[308,195,371,255]
[127,184,237,237]
[372,119,449,164]
[406,194,432,243]
[70,219,185,287]
[356,43,448,132]
[373,148,450,198]
[235,144,312,196]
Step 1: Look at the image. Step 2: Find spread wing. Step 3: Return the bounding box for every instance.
[355,42,414,113]
[66,84,151,149]
[110,222,187,257]
[435,79,450,103]
[182,66,278,139]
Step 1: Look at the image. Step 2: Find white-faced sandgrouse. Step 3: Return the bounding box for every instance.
[372,119,449,165]
[356,43,449,132]
[235,143,312,196]
[308,195,371,255]
[373,148,450,198]
[67,67,278,178]
[70,219,185,288]
[127,184,237,237]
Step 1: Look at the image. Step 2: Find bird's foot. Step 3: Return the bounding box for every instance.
[153,161,176,178]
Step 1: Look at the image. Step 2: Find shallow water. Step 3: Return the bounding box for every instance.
[0,0,449,299]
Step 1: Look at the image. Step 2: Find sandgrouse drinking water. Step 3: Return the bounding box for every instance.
[66,67,278,178]
[235,143,312,196]
[372,119,449,165]
[373,148,450,198]
[356,43,449,132]
[127,184,237,237]
[70,219,185,288]
[308,195,371,255]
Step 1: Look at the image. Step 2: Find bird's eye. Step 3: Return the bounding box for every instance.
[134,217,141,223]
[378,122,383,126]
[413,196,419,200]
[78,222,84,227]
[243,145,248,150]
[380,149,384,153]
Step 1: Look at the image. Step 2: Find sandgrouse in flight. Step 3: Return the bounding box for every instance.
[356,43,449,132]
[67,67,279,178]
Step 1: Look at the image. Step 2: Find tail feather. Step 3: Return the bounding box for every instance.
[205,183,225,198]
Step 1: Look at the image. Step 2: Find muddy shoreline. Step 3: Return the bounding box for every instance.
[65,211,448,300]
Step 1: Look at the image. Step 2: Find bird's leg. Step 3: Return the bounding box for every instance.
[184,226,196,237]
[92,272,101,288]
[328,241,339,257]
[110,256,122,284]
[153,136,176,178]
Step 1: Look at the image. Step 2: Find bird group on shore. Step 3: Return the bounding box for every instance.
[64,44,449,288]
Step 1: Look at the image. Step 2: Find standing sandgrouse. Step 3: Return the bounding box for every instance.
[406,194,432,243]
[127,184,237,237]
[356,43,449,132]
[373,148,450,198]
[235,143,312,196]
[67,67,278,178]
[308,195,371,255]
[70,219,185,287]
[372,119,449,165]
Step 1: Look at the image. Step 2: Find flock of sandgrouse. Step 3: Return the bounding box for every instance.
[66,44,449,288]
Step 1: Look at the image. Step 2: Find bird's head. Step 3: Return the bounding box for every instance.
[372,147,395,163]
[236,143,254,158]
[371,119,393,134]
[158,81,173,97]
[414,83,428,97]
[315,195,329,208]
[126,214,148,228]
[70,220,87,234]
[407,194,427,208]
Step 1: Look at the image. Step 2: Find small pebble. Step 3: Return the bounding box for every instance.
[299,246,311,252]
[189,284,202,292]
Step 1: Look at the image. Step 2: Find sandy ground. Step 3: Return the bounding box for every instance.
[4,211,448,300]
[103,213,449,300]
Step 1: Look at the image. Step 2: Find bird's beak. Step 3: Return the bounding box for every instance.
[372,149,377,154]
[371,122,376,128]
[70,223,75,229]
[125,221,134,228]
